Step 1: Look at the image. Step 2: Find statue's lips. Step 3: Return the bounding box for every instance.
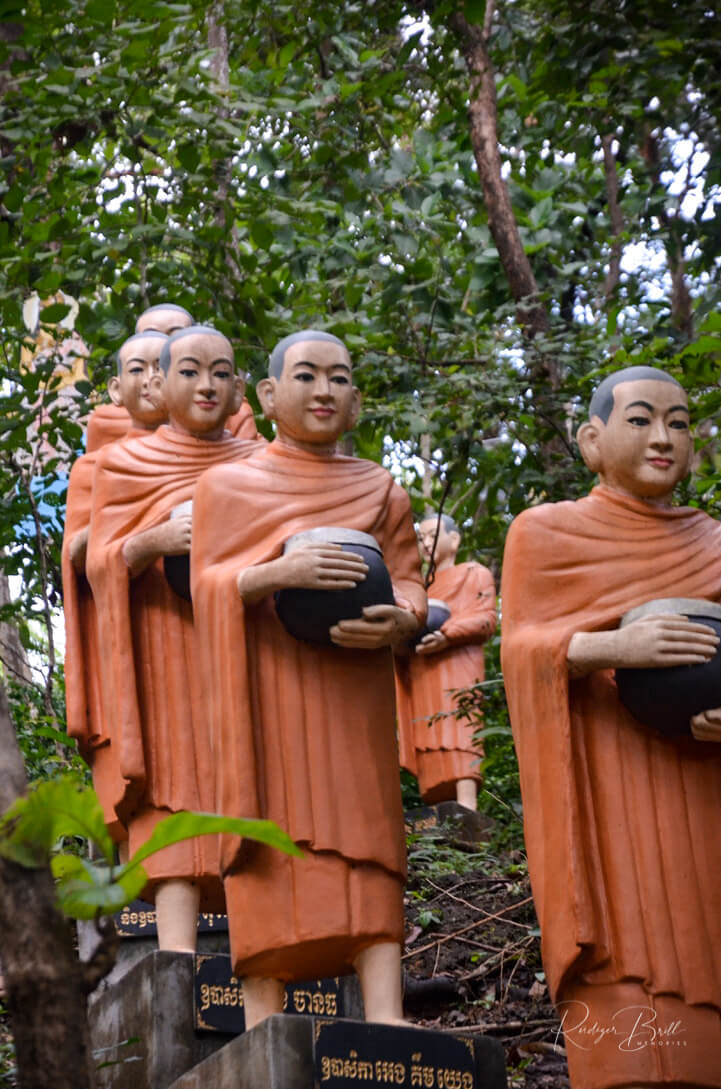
[647,457,672,468]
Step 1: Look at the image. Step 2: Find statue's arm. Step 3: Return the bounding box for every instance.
[122,515,192,578]
[236,544,368,606]
[567,614,719,678]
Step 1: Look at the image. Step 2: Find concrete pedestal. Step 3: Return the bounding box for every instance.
[169,1015,507,1089]
[90,951,228,1089]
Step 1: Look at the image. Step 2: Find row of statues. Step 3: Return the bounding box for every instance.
[63,308,492,1032]
[61,304,721,1086]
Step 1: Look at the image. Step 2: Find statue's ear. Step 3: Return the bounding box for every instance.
[148,372,168,413]
[577,419,603,473]
[347,386,362,430]
[256,377,276,420]
[108,375,124,407]
[231,374,245,416]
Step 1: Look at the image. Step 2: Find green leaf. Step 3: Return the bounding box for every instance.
[40,302,72,324]
[0,777,115,868]
[464,0,486,25]
[118,810,303,874]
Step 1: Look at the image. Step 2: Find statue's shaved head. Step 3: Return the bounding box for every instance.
[269,330,349,379]
[158,326,233,375]
[589,366,683,424]
[422,512,460,538]
[135,303,192,331]
[116,331,168,375]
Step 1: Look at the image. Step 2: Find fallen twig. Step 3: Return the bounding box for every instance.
[403,895,535,960]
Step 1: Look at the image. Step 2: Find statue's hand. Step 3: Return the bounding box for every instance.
[156,514,192,556]
[69,527,89,574]
[415,630,449,656]
[123,515,191,577]
[281,543,368,591]
[615,613,719,668]
[330,604,419,650]
[691,707,721,742]
[568,613,719,677]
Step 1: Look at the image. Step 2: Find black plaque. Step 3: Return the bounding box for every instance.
[114,899,158,937]
[194,953,245,1033]
[194,953,347,1034]
[198,910,229,933]
[114,899,228,938]
[313,1019,477,1088]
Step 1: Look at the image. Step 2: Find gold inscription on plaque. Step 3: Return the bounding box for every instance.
[198,975,244,1013]
[118,907,157,930]
[319,1049,473,1086]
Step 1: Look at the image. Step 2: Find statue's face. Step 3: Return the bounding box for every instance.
[163,332,241,439]
[267,338,360,446]
[594,378,691,501]
[136,307,192,336]
[113,338,167,427]
[418,518,457,565]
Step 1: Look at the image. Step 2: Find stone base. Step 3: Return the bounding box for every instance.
[78,901,230,993]
[405,801,495,843]
[169,1015,507,1089]
[90,951,229,1089]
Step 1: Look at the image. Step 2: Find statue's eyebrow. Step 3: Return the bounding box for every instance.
[624,399,689,415]
[291,360,351,371]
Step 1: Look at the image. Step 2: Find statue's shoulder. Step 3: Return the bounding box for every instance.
[511,497,583,534]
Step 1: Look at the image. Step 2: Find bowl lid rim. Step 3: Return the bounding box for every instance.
[620,597,721,626]
[427,598,451,611]
[283,527,382,553]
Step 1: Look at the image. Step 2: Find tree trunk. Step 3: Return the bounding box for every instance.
[0,683,96,1089]
[448,8,555,364]
[0,572,31,685]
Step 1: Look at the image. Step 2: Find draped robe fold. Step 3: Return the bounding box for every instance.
[86,425,259,906]
[85,399,259,453]
[63,408,143,840]
[191,441,426,980]
[396,562,496,801]
[501,486,721,1086]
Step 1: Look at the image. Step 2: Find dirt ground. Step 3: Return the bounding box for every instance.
[402,820,570,1089]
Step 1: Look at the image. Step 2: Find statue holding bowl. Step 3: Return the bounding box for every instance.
[501,365,721,1088]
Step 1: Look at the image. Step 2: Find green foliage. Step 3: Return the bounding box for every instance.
[0,774,302,919]
[6,673,86,783]
[1,0,720,818]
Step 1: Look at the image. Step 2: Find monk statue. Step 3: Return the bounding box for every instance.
[129,302,258,443]
[191,330,427,1029]
[396,513,496,810]
[135,302,194,337]
[501,365,721,1088]
[85,326,260,952]
[63,331,169,843]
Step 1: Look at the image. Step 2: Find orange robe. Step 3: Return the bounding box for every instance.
[191,441,426,980]
[63,412,147,840]
[85,399,259,452]
[86,425,259,908]
[396,562,496,802]
[501,486,721,1087]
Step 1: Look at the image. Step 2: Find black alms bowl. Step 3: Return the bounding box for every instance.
[615,597,721,737]
[163,500,192,602]
[274,527,394,646]
[410,598,451,647]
